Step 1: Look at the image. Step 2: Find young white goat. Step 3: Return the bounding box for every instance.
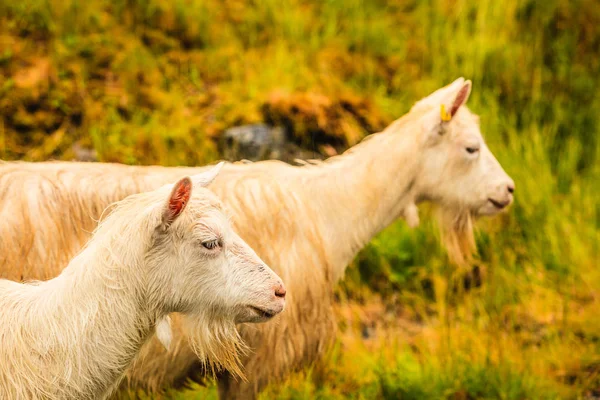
[0,163,286,399]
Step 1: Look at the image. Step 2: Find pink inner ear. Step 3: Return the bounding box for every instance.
[450,84,470,117]
[168,178,192,218]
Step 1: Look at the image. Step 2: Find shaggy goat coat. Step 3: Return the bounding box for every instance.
[0,78,514,398]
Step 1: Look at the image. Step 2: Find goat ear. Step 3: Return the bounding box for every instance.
[162,177,192,227]
[412,77,465,111]
[449,80,472,118]
[191,161,225,188]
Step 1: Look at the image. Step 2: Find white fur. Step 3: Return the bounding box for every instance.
[156,316,173,350]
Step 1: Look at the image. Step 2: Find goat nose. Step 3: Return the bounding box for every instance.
[274,283,286,299]
[507,183,515,194]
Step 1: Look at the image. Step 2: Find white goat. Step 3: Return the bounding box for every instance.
[0,164,286,399]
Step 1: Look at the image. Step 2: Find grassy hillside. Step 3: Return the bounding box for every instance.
[1,0,599,398]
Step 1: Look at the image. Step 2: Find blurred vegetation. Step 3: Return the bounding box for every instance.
[1,0,599,398]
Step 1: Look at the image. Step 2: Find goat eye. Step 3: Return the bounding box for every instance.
[201,240,220,250]
[466,146,479,154]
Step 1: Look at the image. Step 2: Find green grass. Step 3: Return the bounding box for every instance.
[1,0,599,398]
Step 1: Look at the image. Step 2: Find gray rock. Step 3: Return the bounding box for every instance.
[221,124,285,162]
[220,123,326,163]
[72,143,98,162]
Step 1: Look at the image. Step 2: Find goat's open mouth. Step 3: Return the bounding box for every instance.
[488,198,509,209]
[248,306,276,319]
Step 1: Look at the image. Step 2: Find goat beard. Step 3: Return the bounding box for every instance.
[182,312,249,381]
[437,206,477,266]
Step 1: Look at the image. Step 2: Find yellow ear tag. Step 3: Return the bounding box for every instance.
[440,104,452,122]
